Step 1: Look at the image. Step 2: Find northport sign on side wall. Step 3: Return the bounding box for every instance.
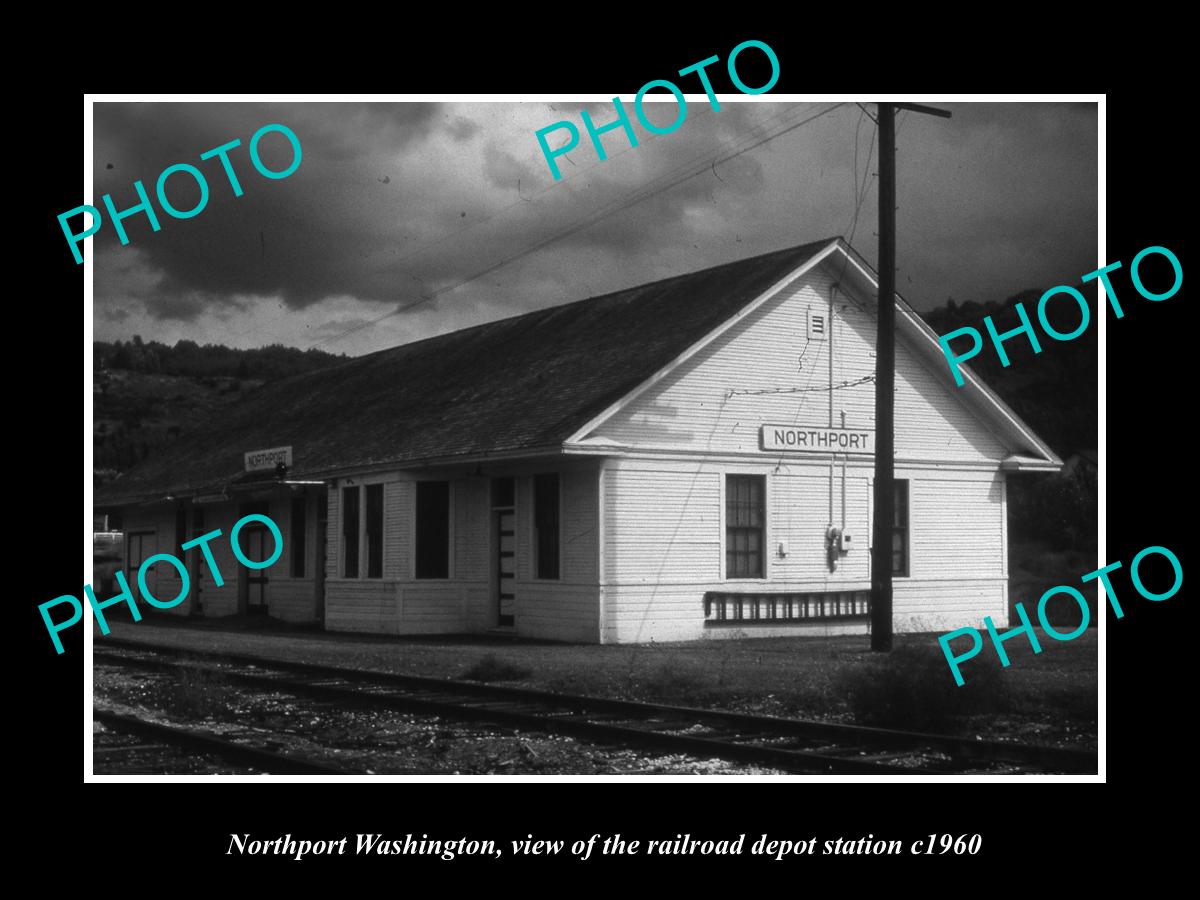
[244,446,293,473]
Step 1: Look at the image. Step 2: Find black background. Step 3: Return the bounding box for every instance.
[22,21,1187,884]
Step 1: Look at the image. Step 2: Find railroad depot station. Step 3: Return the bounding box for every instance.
[95,237,1062,644]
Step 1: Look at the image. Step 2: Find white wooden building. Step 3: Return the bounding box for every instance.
[97,237,1061,643]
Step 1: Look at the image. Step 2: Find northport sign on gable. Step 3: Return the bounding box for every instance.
[761,425,874,453]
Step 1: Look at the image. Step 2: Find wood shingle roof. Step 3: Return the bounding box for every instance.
[97,239,834,506]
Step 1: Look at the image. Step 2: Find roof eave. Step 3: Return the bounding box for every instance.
[830,242,1062,469]
[1001,456,1064,473]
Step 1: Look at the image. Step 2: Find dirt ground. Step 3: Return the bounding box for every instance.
[95,614,1097,750]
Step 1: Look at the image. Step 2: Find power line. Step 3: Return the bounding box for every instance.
[310,103,846,350]
[382,101,823,276]
[832,108,878,296]
[725,373,875,400]
[310,103,830,350]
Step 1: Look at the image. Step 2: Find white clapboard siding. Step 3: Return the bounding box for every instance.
[511,467,601,641]
[603,458,884,588]
[894,580,1008,632]
[517,583,600,642]
[598,456,1007,642]
[588,269,1010,463]
[561,468,600,584]
[323,467,600,639]
[326,580,402,634]
[904,470,1005,581]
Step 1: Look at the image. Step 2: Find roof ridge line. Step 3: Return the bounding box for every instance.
[344,237,843,362]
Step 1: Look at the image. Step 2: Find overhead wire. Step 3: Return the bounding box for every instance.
[380,100,826,275]
[309,102,847,350]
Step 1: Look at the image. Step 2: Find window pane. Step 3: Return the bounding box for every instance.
[366,484,383,579]
[492,477,514,508]
[342,487,359,578]
[892,479,909,576]
[726,475,765,578]
[415,481,450,579]
[893,480,908,527]
[535,473,560,580]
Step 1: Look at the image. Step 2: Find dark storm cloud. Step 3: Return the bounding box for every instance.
[92,99,1097,356]
[94,102,445,311]
[147,291,213,322]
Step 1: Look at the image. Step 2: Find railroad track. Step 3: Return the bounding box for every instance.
[94,708,350,774]
[94,639,1096,775]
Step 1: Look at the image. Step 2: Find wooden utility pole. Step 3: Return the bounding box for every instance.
[871,101,950,652]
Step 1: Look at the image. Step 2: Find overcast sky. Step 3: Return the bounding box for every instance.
[91,100,1098,357]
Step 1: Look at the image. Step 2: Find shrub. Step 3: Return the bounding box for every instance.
[840,642,1010,732]
[462,654,531,682]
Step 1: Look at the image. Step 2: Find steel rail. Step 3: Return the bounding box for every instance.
[93,708,353,774]
[95,639,1096,774]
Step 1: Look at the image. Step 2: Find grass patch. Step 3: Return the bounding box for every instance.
[632,660,708,703]
[108,619,1095,745]
[839,642,1011,732]
[171,662,234,720]
[462,654,531,682]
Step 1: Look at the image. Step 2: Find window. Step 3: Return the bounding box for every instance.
[291,496,307,577]
[415,481,450,579]
[492,476,514,508]
[892,479,910,576]
[175,506,187,550]
[726,475,765,578]
[534,473,560,580]
[366,484,384,579]
[342,486,360,578]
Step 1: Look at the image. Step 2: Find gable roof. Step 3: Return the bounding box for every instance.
[827,242,1063,471]
[97,238,836,507]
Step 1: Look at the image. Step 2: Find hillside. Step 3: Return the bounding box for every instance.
[93,338,346,489]
[923,290,1098,554]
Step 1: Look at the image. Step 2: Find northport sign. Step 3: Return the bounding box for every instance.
[761,425,874,453]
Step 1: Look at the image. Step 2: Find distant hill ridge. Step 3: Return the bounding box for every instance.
[95,336,346,381]
[93,337,346,486]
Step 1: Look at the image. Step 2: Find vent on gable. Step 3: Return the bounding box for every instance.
[808,308,828,341]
